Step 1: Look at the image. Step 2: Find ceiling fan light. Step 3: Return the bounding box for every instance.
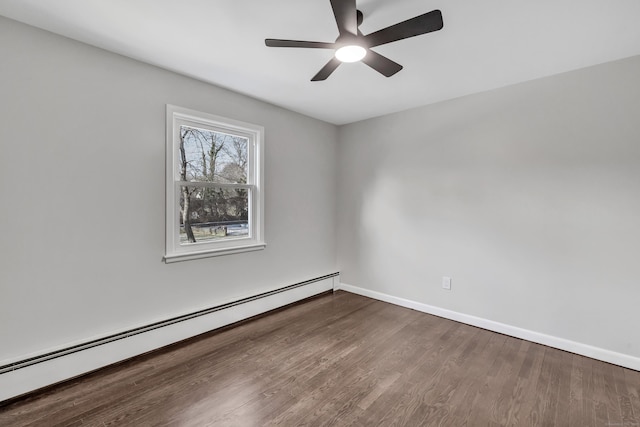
[335,45,367,63]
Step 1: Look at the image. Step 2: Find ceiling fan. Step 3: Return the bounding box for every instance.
[265,0,443,81]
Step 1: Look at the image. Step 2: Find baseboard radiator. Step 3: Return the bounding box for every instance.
[0,272,339,402]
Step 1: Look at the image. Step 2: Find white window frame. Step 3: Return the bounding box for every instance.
[164,105,265,263]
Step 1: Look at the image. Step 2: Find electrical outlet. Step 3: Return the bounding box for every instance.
[442,276,451,290]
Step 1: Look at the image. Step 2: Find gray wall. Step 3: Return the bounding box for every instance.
[0,17,337,363]
[337,55,640,358]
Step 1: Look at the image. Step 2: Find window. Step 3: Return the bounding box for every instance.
[165,105,265,262]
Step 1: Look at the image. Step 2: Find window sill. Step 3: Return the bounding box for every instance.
[164,243,266,263]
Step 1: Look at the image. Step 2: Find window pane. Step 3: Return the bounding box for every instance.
[178,125,248,184]
[179,185,249,244]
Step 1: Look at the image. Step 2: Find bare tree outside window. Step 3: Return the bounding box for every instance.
[178,126,249,244]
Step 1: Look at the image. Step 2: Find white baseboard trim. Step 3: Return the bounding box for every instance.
[0,276,335,403]
[338,282,640,372]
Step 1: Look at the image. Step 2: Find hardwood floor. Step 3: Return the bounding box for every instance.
[1,291,639,426]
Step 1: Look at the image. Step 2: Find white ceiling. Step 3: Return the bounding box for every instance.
[1,0,639,125]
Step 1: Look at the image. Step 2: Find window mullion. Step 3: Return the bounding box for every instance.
[176,181,252,190]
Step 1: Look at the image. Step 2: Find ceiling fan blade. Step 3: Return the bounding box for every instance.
[311,57,342,81]
[265,39,335,49]
[362,50,403,77]
[330,0,357,35]
[364,9,443,47]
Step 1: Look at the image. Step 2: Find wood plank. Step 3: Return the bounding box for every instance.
[568,352,588,427]
[504,341,547,426]
[611,363,638,426]
[624,367,640,421]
